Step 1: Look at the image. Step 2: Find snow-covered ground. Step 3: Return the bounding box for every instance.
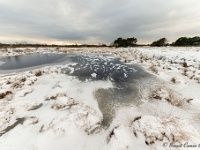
[0,47,200,150]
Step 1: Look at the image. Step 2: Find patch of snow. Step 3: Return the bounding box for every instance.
[15,88,33,97]
[91,73,97,78]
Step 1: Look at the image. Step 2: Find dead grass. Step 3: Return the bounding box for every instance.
[34,70,42,77]
[149,87,188,107]
[0,91,12,99]
[51,103,66,110]
[171,77,176,84]
[183,61,188,68]
[131,114,197,146]
[106,126,119,143]
[149,65,158,74]
[45,92,67,101]
[11,82,23,89]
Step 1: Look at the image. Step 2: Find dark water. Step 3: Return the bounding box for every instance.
[0,53,67,70]
[61,55,155,127]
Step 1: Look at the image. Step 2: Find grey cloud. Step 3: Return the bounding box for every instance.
[0,0,200,44]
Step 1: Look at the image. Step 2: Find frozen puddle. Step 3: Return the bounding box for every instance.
[62,55,157,127]
[0,53,67,73]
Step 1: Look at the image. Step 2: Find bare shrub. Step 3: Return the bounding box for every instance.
[131,115,198,146]
[35,70,42,77]
[19,77,26,82]
[171,77,176,84]
[149,65,158,74]
[190,74,195,79]
[11,82,23,89]
[182,68,188,76]
[183,61,188,68]
[0,90,12,99]
[106,126,119,143]
[149,88,187,107]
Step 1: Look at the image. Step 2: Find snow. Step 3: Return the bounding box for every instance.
[91,73,97,78]
[0,47,200,150]
[15,88,33,97]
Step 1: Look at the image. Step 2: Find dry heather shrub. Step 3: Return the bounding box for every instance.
[190,74,195,79]
[106,126,119,143]
[25,48,34,53]
[140,57,143,63]
[149,88,187,107]
[51,103,66,110]
[34,70,42,76]
[183,61,188,68]
[14,76,26,83]
[134,116,195,145]
[11,82,23,89]
[194,75,200,83]
[0,92,6,99]
[6,80,11,84]
[0,90,12,99]
[15,49,24,53]
[182,68,188,76]
[130,103,199,146]
[18,76,26,82]
[10,76,28,89]
[51,97,76,110]
[45,92,67,101]
[149,65,158,74]
[171,77,182,84]
[171,77,176,84]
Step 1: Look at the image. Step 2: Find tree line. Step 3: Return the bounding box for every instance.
[0,43,108,48]
[111,36,200,47]
[1,36,200,48]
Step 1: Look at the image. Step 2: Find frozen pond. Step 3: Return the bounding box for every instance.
[0,53,157,127]
[0,53,67,72]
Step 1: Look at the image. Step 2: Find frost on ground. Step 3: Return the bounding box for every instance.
[0,47,200,150]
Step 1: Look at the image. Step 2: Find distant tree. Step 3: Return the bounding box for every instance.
[150,38,168,47]
[127,37,137,46]
[189,36,200,46]
[112,38,124,47]
[173,37,189,46]
[111,37,137,47]
[173,36,200,46]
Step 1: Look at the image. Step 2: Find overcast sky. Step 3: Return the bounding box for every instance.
[0,0,200,44]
